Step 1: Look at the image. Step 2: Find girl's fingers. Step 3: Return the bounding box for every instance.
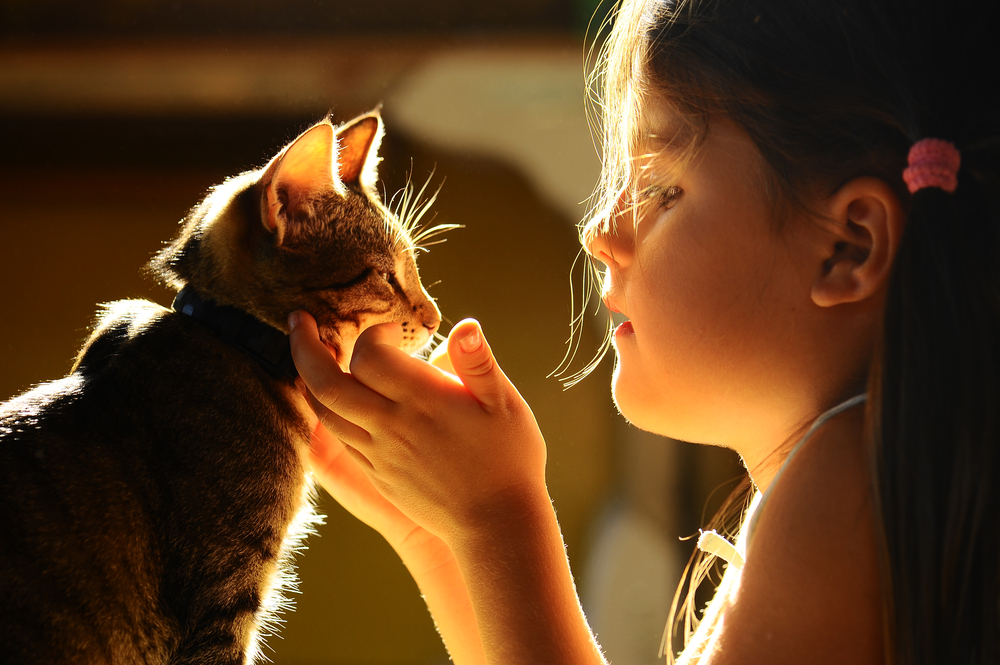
[356,320,404,350]
[350,322,452,402]
[308,419,350,469]
[429,342,457,375]
[288,310,393,429]
[336,439,376,473]
[309,420,374,479]
[445,319,510,411]
[304,387,374,451]
[308,422,418,545]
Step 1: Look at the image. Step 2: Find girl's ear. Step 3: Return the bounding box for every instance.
[811,177,905,308]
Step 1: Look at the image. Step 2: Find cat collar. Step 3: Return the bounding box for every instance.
[172,285,298,379]
[903,138,960,194]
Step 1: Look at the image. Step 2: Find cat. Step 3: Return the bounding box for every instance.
[0,111,442,664]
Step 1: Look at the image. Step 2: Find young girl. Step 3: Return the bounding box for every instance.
[288,0,999,662]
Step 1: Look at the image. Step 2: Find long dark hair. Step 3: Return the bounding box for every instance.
[588,0,1000,662]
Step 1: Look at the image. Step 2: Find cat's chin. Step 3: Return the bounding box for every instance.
[404,334,437,360]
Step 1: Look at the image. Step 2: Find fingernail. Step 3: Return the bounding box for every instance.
[459,327,481,353]
[288,311,300,331]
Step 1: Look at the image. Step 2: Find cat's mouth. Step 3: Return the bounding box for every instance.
[325,323,435,373]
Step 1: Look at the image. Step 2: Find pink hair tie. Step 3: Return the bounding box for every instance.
[903,138,961,194]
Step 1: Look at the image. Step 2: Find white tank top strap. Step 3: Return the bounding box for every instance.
[695,393,867,570]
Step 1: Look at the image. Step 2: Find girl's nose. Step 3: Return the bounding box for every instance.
[583,187,634,270]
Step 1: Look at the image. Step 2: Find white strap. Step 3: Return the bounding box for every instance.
[745,393,867,539]
[696,530,745,571]
[694,395,867,572]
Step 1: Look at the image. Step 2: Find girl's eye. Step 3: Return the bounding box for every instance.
[636,185,683,211]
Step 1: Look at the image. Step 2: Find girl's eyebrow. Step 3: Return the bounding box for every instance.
[636,107,694,152]
[632,140,682,182]
[642,125,693,153]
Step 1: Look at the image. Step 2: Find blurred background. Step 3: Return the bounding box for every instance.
[0,2,744,663]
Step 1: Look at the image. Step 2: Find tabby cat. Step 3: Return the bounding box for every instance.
[0,111,442,664]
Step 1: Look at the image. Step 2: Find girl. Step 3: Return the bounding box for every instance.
[288,0,999,662]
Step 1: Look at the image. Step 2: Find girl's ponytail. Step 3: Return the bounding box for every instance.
[873,137,1000,663]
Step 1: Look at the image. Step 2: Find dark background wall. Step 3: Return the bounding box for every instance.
[1,0,593,37]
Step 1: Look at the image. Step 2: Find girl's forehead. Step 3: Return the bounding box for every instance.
[632,92,699,156]
[625,100,701,184]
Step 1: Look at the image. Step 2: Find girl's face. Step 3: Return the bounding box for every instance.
[585,104,822,448]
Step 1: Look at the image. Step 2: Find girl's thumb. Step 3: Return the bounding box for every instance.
[447,319,507,408]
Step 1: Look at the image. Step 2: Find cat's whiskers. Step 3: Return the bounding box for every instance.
[390,168,450,246]
[406,235,457,257]
[411,223,463,247]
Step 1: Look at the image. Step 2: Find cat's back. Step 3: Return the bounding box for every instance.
[0,298,312,664]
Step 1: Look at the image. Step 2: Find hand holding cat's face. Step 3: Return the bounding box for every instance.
[289,310,550,549]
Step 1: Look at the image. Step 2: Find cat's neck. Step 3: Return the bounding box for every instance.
[172,285,298,380]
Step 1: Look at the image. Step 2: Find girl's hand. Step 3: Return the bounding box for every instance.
[305,400,488,665]
[304,418,451,566]
[288,312,549,547]
[291,312,604,665]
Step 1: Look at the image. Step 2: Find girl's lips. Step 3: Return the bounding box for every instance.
[615,320,634,336]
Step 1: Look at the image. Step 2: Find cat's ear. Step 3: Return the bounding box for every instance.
[263,121,337,244]
[336,112,383,191]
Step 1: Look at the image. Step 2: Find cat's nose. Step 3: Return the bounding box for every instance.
[422,308,441,338]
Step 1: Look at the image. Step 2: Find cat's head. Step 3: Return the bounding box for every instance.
[150,111,442,368]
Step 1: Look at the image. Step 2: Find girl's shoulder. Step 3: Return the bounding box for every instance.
[693,407,883,664]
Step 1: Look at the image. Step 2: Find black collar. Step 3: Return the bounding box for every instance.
[172,285,298,379]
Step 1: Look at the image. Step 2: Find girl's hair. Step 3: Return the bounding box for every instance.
[587,0,1000,662]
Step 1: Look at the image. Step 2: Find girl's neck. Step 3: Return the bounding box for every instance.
[741,394,867,493]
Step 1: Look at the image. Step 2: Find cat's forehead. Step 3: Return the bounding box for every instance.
[288,188,408,250]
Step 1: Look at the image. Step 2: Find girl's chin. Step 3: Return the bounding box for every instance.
[611,360,689,439]
[613,373,726,446]
[611,360,654,429]
[612,393,664,435]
